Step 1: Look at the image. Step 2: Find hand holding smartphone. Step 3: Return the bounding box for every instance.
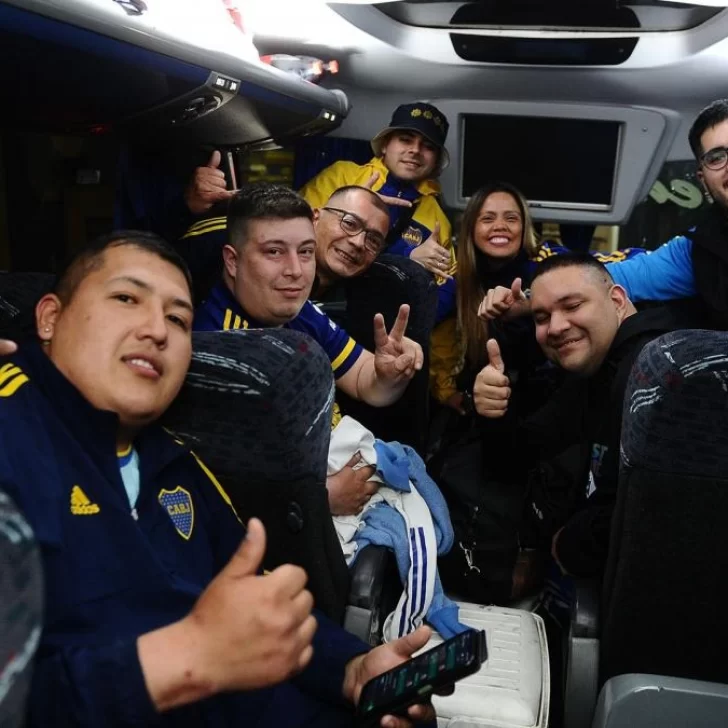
[357,629,487,727]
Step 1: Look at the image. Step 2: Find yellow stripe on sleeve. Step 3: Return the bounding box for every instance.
[0,365,23,387]
[0,374,29,397]
[190,215,226,230]
[233,315,242,329]
[331,337,357,372]
[223,309,232,331]
[191,451,242,524]
[182,217,227,238]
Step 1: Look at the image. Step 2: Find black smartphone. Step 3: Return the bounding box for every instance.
[356,629,487,727]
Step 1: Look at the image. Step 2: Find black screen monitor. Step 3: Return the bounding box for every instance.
[460,114,622,210]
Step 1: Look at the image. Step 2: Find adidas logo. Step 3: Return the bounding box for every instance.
[70,485,100,515]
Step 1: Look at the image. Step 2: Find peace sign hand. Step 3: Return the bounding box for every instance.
[373,304,424,384]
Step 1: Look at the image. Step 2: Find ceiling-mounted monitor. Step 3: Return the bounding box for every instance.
[461,114,622,211]
[435,101,680,225]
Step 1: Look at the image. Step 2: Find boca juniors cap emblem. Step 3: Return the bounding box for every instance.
[158,486,195,540]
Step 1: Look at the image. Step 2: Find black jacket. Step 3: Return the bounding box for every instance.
[523,302,707,577]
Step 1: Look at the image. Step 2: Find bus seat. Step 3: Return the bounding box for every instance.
[592,674,728,728]
[163,329,351,622]
[0,488,43,728]
[334,253,438,455]
[564,329,728,727]
[0,271,54,340]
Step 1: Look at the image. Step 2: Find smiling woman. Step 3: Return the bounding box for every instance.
[429,181,542,413]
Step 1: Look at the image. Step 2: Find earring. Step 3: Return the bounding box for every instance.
[44,327,51,332]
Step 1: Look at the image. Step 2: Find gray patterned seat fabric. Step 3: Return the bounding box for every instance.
[0,272,54,340]
[601,329,728,684]
[0,488,43,728]
[164,329,350,621]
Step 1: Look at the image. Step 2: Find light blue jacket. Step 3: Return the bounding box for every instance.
[352,441,468,639]
[608,234,696,301]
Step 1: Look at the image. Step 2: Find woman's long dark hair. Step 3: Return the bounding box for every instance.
[456,181,538,369]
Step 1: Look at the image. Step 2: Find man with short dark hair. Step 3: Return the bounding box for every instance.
[0,230,437,727]
[195,183,423,409]
[474,253,699,577]
[194,183,424,516]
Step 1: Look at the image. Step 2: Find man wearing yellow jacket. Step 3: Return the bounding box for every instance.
[299,102,456,323]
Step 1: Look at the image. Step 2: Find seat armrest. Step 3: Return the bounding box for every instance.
[571,578,601,639]
[564,579,602,728]
[344,545,401,645]
[348,544,391,609]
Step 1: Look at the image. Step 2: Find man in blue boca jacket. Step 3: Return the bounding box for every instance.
[0,230,436,727]
[194,183,425,516]
[194,183,424,410]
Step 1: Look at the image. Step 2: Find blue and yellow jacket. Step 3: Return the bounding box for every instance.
[0,341,368,727]
[430,242,647,403]
[194,282,364,428]
[300,156,456,322]
[194,282,363,380]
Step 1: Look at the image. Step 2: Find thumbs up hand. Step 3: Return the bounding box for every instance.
[478,278,530,321]
[473,339,511,418]
[184,150,236,215]
[181,518,317,692]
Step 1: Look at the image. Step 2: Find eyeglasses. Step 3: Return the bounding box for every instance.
[321,207,387,256]
[700,146,728,171]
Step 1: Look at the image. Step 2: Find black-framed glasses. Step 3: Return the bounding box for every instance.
[322,207,387,256]
[701,146,728,171]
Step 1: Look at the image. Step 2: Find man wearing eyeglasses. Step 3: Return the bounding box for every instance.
[312,186,391,299]
[607,99,728,328]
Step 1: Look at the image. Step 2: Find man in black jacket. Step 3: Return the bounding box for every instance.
[474,253,703,577]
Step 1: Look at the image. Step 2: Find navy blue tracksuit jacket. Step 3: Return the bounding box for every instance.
[0,342,368,727]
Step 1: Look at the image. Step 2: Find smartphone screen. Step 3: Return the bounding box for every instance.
[358,629,485,723]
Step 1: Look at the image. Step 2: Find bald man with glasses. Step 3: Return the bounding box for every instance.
[311,186,392,299]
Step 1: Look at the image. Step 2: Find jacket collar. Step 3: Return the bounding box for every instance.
[207,282,265,329]
[18,339,188,479]
[605,304,698,371]
[368,156,441,197]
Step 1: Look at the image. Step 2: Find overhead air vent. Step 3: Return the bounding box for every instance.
[450,1,640,30]
[450,34,639,66]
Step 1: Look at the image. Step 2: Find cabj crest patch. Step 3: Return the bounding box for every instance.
[158,486,194,540]
[402,226,423,245]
